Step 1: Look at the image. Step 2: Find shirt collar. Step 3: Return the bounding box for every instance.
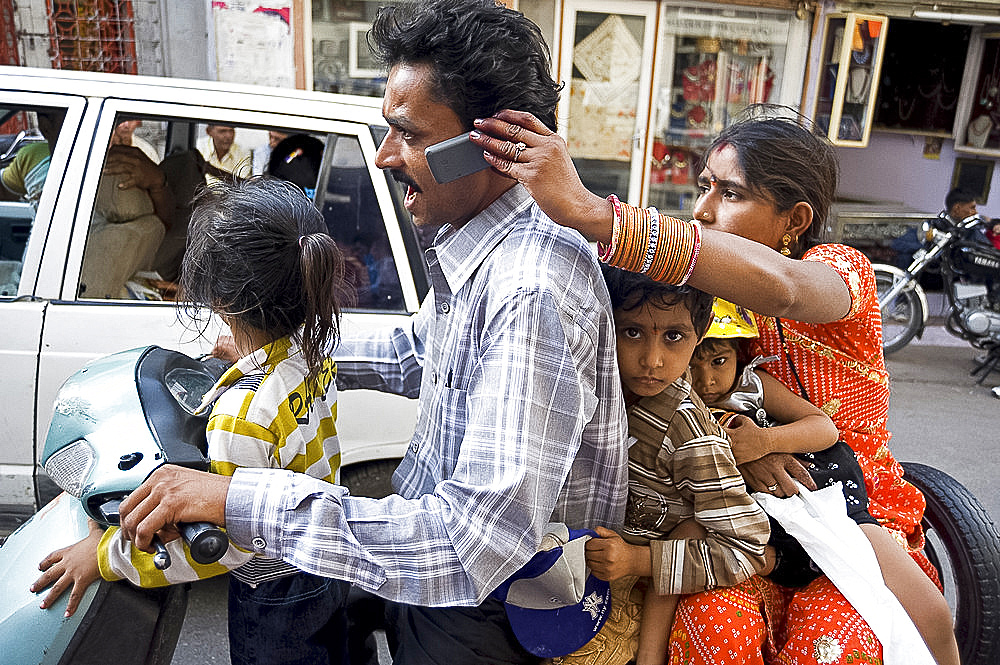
[195,335,296,413]
[429,184,534,294]
[634,369,694,418]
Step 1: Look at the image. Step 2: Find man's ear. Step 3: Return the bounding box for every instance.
[784,201,814,240]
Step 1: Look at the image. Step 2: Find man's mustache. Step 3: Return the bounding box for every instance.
[390,170,421,193]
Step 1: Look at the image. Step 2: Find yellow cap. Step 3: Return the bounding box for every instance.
[706,298,758,339]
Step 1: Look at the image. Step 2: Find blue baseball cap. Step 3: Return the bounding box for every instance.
[491,523,611,658]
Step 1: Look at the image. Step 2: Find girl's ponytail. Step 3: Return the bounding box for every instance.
[298,232,347,384]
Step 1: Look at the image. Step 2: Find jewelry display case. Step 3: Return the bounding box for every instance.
[647,5,804,216]
[954,32,1000,156]
[812,12,888,147]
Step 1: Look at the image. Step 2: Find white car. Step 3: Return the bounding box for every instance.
[0,66,421,532]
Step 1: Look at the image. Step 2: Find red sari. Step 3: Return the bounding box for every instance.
[669,243,935,664]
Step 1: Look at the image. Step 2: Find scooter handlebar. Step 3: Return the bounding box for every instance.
[152,522,229,570]
[181,521,229,565]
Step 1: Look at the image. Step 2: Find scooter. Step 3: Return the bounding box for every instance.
[0,346,230,665]
[876,212,1000,383]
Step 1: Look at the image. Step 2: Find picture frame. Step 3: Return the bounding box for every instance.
[348,22,382,79]
[951,158,994,204]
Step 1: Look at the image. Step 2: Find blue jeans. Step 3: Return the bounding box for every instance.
[228,572,350,665]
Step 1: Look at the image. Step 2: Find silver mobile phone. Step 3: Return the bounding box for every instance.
[424,133,490,184]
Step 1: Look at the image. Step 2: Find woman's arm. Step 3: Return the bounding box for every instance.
[472,111,851,323]
[725,370,839,465]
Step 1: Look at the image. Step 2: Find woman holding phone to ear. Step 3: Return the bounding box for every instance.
[470,106,958,665]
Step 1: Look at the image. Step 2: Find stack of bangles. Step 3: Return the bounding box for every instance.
[597,194,701,284]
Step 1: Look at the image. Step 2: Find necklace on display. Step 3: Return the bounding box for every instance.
[846,67,870,104]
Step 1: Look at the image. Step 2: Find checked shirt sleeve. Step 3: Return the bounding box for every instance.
[225,288,604,606]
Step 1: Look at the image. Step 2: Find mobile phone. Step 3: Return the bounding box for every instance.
[425,133,490,184]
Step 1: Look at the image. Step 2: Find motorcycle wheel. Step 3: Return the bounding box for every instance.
[901,462,1000,665]
[875,267,923,354]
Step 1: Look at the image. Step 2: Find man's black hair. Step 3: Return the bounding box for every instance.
[602,264,714,337]
[368,0,561,131]
[945,187,977,211]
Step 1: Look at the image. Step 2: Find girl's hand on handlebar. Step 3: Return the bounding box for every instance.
[32,518,103,617]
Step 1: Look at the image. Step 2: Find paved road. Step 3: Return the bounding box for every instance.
[170,327,1000,665]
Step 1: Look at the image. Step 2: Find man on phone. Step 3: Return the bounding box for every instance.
[120,2,627,663]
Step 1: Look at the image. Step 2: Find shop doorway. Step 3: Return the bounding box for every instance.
[557,1,657,203]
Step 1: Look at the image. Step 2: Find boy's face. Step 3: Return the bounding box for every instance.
[689,340,740,406]
[613,300,703,403]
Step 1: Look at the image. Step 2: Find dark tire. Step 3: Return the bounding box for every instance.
[341,459,399,499]
[902,462,1000,665]
[875,266,923,354]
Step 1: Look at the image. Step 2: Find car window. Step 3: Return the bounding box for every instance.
[0,106,67,297]
[317,135,406,311]
[76,112,414,311]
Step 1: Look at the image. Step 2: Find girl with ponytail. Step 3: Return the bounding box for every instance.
[35,177,352,665]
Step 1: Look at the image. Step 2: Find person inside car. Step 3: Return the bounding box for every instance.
[0,109,64,206]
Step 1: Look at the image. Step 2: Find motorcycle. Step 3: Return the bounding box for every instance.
[876,212,1000,381]
[0,346,230,665]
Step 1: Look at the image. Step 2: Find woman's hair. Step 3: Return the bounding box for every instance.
[180,177,347,383]
[602,265,714,337]
[702,105,840,257]
[368,0,561,131]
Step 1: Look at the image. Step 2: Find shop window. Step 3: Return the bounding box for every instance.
[956,35,1000,155]
[873,19,968,135]
[47,0,138,74]
[649,6,796,215]
[812,12,888,147]
[312,0,397,98]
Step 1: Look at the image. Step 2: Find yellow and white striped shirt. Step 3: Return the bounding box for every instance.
[98,335,340,587]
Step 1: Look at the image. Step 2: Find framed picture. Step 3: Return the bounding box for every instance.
[951,158,994,204]
[348,22,381,79]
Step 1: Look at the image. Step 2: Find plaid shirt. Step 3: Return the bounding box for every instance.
[225,185,628,606]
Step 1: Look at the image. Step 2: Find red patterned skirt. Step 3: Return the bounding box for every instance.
[668,576,883,665]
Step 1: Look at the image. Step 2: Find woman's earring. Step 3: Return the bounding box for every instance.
[780,233,793,256]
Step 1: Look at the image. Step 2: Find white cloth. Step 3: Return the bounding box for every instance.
[754,483,935,665]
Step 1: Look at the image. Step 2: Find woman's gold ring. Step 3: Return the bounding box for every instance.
[512,141,527,161]
[766,483,779,492]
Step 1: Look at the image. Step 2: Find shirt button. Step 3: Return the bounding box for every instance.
[432,372,438,384]
[410,441,419,453]
[252,536,266,550]
[440,302,450,314]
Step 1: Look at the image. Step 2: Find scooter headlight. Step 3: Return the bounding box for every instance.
[43,438,96,498]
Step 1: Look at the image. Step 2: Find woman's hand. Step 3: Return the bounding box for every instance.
[31,519,104,617]
[584,526,651,581]
[722,414,773,465]
[471,110,613,244]
[738,452,815,497]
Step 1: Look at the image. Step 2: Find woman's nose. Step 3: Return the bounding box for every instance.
[693,198,712,224]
